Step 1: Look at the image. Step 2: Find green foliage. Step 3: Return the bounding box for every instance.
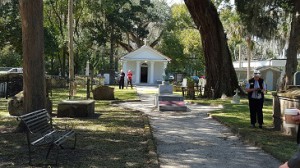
[235,0,292,39]
[0,45,22,67]
[158,4,204,76]
[0,0,22,54]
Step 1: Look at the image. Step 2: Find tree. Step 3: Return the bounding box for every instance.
[19,0,46,130]
[283,0,300,89]
[0,0,22,55]
[158,4,204,76]
[235,0,300,90]
[184,0,240,98]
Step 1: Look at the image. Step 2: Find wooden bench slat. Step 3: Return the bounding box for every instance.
[20,109,48,120]
[31,130,57,146]
[54,130,75,146]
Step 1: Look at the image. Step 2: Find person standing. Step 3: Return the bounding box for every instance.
[127,70,133,89]
[119,70,125,89]
[245,70,266,129]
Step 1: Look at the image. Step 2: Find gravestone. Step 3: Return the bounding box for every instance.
[92,86,114,100]
[294,71,300,85]
[159,83,173,95]
[231,89,240,104]
[182,78,187,88]
[176,74,183,82]
[221,93,227,100]
[155,82,187,111]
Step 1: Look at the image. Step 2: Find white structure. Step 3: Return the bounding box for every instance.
[120,45,171,84]
[233,59,286,91]
[233,59,286,69]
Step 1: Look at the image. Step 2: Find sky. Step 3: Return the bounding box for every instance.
[166,0,184,6]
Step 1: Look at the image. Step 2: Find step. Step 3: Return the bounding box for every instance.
[158,101,187,112]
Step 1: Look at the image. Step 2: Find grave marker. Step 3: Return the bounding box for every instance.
[231,89,240,104]
[294,71,300,85]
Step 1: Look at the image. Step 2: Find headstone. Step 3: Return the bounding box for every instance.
[92,86,115,100]
[176,74,183,82]
[294,71,300,85]
[182,78,187,88]
[103,73,110,85]
[221,93,227,99]
[159,83,173,95]
[231,89,240,104]
[211,87,215,98]
[155,82,187,112]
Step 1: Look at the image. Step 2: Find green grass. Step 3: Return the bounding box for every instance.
[0,86,157,168]
[186,93,298,162]
[0,86,297,166]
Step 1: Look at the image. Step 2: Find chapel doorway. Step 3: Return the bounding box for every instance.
[141,63,148,83]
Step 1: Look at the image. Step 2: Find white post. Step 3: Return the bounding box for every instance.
[162,62,168,79]
[150,61,155,84]
[122,61,127,76]
[136,61,141,84]
[85,60,90,76]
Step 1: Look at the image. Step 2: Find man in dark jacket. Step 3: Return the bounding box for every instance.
[119,70,125,89]
[245,70,266,128]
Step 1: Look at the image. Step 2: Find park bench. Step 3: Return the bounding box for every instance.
[18,109,76,165]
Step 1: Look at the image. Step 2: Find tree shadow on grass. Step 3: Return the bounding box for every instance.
[0,109,155,168]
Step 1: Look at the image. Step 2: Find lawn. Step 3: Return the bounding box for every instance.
[0,86,158,168]
[0,86,298,166]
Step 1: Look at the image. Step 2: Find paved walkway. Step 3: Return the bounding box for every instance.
[119,86,281,168]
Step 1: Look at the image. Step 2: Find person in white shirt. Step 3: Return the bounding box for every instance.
[245,70,266,128]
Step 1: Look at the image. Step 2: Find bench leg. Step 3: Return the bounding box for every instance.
[46,144,54,159]
[26,134,33,165]
[55,147,60,165]
[73,133,77,149]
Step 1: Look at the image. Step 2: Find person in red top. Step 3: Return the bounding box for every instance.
[127,70,133,89]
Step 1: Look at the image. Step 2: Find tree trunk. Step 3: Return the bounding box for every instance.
[184,0,240,98]
[246,35,252,80]
[109,27,115,84]
[282,0,300,90]
[19,0,46,130]
[68,0,75,99]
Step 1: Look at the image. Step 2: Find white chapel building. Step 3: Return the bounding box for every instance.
[120,45,171,85]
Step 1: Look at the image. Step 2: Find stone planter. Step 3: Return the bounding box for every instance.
[92,86,115,100]
[273,86,300,136]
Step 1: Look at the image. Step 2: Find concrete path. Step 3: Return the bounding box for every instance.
[119,86,282,168]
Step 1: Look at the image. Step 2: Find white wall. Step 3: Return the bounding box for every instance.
[233,60,286,69]
[153,62,164,82]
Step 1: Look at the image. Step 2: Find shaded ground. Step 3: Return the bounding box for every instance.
[0,107,157,168]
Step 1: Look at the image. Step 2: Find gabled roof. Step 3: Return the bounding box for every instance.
[120,45,171,62]
[256,66,282,72]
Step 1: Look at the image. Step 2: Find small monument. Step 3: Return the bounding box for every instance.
[294,71,300,85]
[231,89,240,104]
[155,78,187,112]
[221,93,227,100]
